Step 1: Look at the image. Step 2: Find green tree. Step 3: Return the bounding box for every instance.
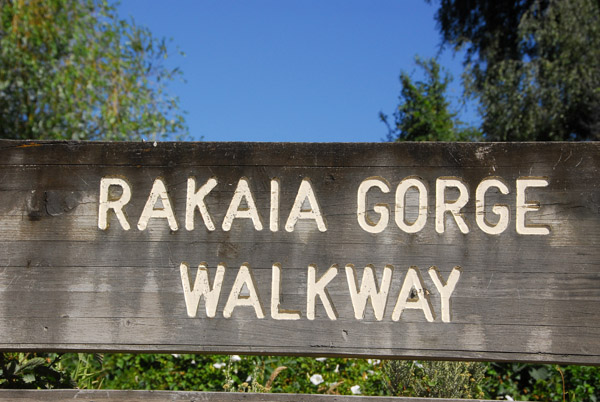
[431,0,600,141]
[0,0,187,140]
[380,56,480,141]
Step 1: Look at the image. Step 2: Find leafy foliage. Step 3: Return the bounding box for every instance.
[486,363,600,401]
[0,353,69,388]
[432,0,600,141]
[0,353,104,389]
[101,354,226,391]
[59,353,106,389]
[431,0,537,71]
[0,0,187,140]
[380,57,481,142]
[97,355,600,400]
[3,352,600,400]
[100,354,389,396]
[384,360,486,399]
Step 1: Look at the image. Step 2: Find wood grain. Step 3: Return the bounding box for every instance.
[0,140,599,365]
[0,390,494,402]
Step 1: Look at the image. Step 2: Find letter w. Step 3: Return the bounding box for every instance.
[345,264,393,320]
[180,262,225,318]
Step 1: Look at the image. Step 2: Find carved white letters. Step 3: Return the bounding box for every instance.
[99,174,550,235]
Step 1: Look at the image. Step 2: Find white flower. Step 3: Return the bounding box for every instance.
[505,396,514,401]
[213,362,226,369]
[310,374,324,385]
[350,385,361,394]
[246,375,252,382]
[368,359,381,365]
[315,357,327,362]
[171,354,180,358]
[334,364,339,373]
[230,355,242,362]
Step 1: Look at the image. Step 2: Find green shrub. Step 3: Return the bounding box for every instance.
[0,353,103,389]
[383,359,486,399]
[5,351,598,400]
[100,354,388,395]
[485,363,600,401]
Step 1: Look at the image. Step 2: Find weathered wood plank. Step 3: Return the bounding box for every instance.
[0,390,494,402]
[0,140,599,364]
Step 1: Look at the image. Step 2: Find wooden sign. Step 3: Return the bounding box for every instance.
[0,140,598,364]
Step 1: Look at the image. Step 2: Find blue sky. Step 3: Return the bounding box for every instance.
[118,1,477,142]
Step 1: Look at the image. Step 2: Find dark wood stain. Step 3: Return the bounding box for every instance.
[0,140,598,366]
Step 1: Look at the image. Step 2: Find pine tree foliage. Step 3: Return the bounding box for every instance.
[381,57,480,142]
[432,0,600,141]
